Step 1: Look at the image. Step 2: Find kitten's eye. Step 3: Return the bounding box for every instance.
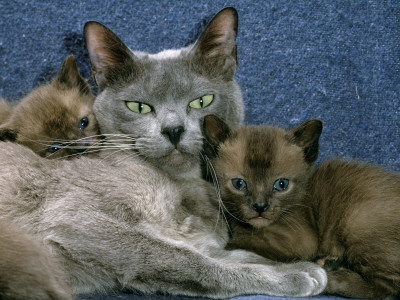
[126,101,153,114]
[231,178,247,191]
[78,117,89,130]
[48,143,64,153]
[189,94,214,109]
[273,179,289,191]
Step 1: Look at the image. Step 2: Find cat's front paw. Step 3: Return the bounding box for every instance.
[277,261,327,296]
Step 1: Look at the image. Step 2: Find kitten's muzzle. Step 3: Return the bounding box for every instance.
[252,202,269,213]
[162,126,185,146]
[68,142,91,154]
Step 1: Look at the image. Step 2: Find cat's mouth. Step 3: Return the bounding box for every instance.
[158,148,195,167]
[167,149,186,164]
[248,216,273,228]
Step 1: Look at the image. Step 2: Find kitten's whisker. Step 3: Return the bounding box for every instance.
[279,208,306,233]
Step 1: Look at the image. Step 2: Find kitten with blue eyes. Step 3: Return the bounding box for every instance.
[203,115,400,299]
[0,55,100,159]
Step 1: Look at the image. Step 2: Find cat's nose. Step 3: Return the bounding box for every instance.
[252,202,269,213]
[162,126,185,146]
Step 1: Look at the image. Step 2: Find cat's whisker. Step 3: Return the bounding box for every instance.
[114,151,142,166]
[201,153,228,231]
[278,208,306,233]
[201,153,249,232]
[95,148,141,165]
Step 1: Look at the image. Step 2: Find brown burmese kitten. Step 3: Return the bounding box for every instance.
[0,98,12,123]
[203,115,400,299]
[0,55,100,158]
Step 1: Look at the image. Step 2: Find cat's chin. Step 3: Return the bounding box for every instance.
[166,149,187,165]
[151,149,200,178]
[248,217,273,228]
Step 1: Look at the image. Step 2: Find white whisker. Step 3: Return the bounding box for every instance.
[201,153,235,235]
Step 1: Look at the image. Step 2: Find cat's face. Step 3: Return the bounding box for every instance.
[203,116,322,229]
[84,8,243,178]
[0,56,100,159]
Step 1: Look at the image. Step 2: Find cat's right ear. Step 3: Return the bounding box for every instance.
[288,119,323,164]
[202,115,231,157]
[191,7,238,79]
[84,21,136,87]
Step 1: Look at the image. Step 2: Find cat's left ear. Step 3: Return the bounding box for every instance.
[202,115,232,157]
[84,21,136,88]
[56,55,91,95]
[190,7,238,79]
[288,119,323,164]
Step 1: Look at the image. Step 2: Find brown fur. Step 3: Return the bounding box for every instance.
[203,115,400,299]
[0,56,100,158]
[0,222,71,299]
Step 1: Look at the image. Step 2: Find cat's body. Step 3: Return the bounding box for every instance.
[0,55,100,159]
[0,8,327,298]
[203,115,400,299]
[0,222,71,300]
[0,141,325,297]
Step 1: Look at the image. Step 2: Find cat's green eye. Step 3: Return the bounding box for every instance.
[273,179,289,191]
[126,101,153,114]
[189,94,214,109]
[231,178,247,191]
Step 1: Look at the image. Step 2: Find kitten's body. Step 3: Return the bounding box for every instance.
[0,8,327,298]
[0,98,13,123]
[0,55,100,159]
[203,115,400,298]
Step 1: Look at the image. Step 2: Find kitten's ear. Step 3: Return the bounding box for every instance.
[191,7,238,79]
[84,21,136,87]
[56,55,91,95]
[202,115,232,157]
[288,119,322,164]
[0,127,18,142]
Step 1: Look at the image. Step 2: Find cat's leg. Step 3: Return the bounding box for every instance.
[113,228,327,298]
[325,268,397,299]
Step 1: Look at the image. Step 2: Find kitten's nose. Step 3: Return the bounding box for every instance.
[252,202,269,213]
[162,126,185,146]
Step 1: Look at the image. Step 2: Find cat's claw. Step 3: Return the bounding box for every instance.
[299,264,327,296]
[311,276,319,286]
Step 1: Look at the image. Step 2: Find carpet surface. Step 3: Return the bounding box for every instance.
[1,1,399,299]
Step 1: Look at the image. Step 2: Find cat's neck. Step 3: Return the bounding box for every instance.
[99,147,202,180]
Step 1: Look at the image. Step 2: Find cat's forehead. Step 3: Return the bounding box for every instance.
[242,126,282,168]
[114,56,219,103]
[219,126,303,176]
[137,47,189,60]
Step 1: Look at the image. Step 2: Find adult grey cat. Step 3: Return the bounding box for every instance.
[0,8,326,298]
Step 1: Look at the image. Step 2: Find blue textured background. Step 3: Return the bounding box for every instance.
[1,1,398,299]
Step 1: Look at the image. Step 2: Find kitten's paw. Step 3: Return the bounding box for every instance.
[277,261,327,296]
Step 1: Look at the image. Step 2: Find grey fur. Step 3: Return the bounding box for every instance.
[0,142,326,297]
[0,8,327,298]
